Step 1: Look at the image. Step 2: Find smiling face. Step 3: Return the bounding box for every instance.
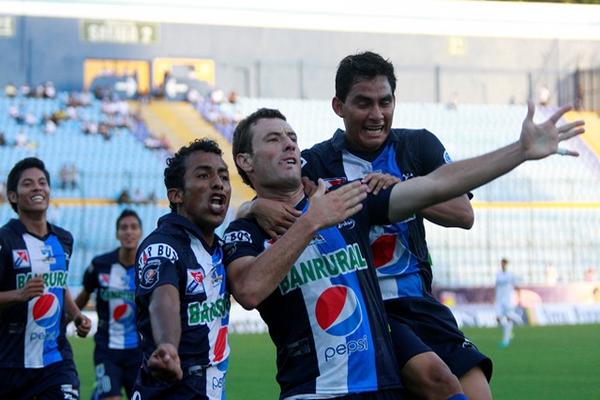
[332,75,395,152]
[169,150,231,241]
[242,118,302,193]
[8,167,50,215]
[116,215,142,251]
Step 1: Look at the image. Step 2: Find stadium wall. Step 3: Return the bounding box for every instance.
[2,15,600,103]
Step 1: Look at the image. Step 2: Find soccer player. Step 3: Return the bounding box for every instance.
[0,157,91,400]
[495,258,521,348]
[225,103,582,399]
[75,209,143,399]
[131,139,231,400]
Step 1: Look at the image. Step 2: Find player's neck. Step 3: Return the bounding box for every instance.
[118,247,136,266]
[256,184,304,207]
[19,212,48,238]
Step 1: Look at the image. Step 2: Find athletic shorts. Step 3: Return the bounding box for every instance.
[0,359,80,400]
[385,294,493,381]
[132,360,227,400]
[94,347,142,399]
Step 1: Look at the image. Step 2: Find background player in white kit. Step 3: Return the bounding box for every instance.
[495,258,522,348]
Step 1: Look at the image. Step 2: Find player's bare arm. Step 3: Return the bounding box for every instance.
[64,288,92,337]
[148,284,183,381]
[420,195,474,229]
[228,180,367,309]
[388,103,585,223]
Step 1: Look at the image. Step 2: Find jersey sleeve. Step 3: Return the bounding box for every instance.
[222,219,265,267]
[363,185,395,227]
[136,238,181,297]
[0,235,10,286]
[81,262,97,293]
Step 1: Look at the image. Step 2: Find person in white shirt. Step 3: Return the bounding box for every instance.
[495,258,522,347]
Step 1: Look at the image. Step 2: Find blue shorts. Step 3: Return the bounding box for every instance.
[94,347,142,399]
[0,359,80,400]
[385,295,493,381]
[132,360,227,400]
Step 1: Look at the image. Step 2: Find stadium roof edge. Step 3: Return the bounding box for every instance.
[1,0,600,40]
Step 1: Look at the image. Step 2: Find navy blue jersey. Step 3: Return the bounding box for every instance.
[223,194,402,399]
[302,128,453,296]
[135,213,229,395]
[0,219,74,368]
[82,249,139,350]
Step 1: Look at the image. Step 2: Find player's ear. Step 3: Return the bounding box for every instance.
[167,188,183,208]
[235,153,253,174]
[332,97,344,118]
[7,191,17,206]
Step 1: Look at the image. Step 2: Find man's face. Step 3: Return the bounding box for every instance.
[247,118,301,191]
[116,215,142,251]
[9,167,50,214]
[177,151,231,234]
[333,75,395,152]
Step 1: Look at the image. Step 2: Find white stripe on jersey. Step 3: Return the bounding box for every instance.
[188,233,230,365]
[23,234,57,368]
[301,246,349,395]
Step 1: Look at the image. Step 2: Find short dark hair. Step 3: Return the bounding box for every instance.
[335,51,397,102]
[116,209,142,232]
[164,138,223,212]
[6,157,51,213]
[232,108,287,188]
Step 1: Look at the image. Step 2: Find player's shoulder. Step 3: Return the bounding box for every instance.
[390,128,438,144]
[92,249,119,266]
[223,217,263,244]
[49,223,74,245]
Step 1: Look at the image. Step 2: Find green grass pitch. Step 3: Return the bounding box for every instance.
[70,324,600,399]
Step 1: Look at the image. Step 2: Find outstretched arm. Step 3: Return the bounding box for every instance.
[388,103,584,222]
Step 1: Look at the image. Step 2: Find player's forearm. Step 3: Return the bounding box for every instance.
[74,289,90,309]
[231,216,319,309]
[420,195,474,229]
[389,142,524,221]
[63,289,83,322]
[149,285,181,348]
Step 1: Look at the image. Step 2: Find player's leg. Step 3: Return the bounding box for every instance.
[35,359,81,400]
[93,349,125,400]
[123,349,144,399]
[389,317,465,400]
[459,366,492,400]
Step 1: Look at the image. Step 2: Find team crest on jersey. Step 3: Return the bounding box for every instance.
[186,269,206,295]
[309,233,326,246]
[41,245,56,264]
[139,259,160,289]
[138,243,178,266]
[223,230,252,244]
[12,249,30,268]
[209,266,224,287]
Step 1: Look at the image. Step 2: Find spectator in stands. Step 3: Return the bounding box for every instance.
[117,189,131,204]
[59,163,78,190]
[0,131,6,146]
[14,130,29,149]
[584,267,596,282]
[43,81,56,99]
[495,258,522,348]
[19,83,30,97]
[130,188,146,204]
[538,84,551,107]
[4,82,17,97]
[43,118,57,135]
